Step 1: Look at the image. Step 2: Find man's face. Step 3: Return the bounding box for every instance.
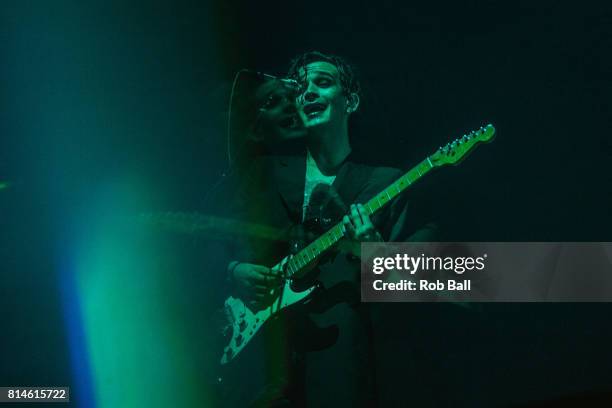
[295,61,349,129]
[253,79,306,142]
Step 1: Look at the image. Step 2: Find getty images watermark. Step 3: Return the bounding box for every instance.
[360,242,612,302]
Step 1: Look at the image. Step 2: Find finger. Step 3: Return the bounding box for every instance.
[252,265,272,274]
[357,204,373,227]
[343,215,355,238]
[254,284,269,293]
[350,204,364,227]
[354,204,365,225]
[259,270,281,278]
[249,273,280,287]
[263,270,285,284]
[343,215,353,230]
[246,273,267,284]
[355,216,375,235]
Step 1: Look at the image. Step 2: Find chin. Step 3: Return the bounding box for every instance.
[301,109,333,129]
[303,117,330,129]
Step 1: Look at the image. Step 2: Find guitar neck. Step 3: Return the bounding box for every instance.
[286,156,435,277]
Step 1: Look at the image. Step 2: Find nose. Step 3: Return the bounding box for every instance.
[298,81,319,105]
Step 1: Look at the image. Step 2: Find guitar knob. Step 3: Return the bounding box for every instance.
[239,320,247,332]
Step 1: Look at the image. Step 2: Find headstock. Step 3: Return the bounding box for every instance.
[430,124,496,167]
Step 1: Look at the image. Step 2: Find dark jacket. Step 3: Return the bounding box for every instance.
[217,150,437,407]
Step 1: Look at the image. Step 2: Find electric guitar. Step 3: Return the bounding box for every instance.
[220,124,496,364]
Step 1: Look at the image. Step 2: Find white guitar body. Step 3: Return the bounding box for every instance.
[220,271,318,364]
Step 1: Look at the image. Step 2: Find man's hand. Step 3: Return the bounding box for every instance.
[228,258,291,307]
[342,203,383,243]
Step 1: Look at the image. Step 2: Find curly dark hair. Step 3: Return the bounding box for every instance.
[287,51,361,97]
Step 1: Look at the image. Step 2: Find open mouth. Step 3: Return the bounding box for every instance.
[303,103,327,116]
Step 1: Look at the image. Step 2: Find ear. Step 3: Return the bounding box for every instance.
[345,93,360,114]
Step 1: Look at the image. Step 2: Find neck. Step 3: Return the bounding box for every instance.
[306,121,351,175]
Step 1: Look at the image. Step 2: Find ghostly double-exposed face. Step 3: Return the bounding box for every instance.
[295,61,353,130]
[252,79,306,143]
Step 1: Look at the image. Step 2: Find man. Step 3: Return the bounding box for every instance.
[229,54,399,312]
[228,74,307,171]
[223,52,435,407]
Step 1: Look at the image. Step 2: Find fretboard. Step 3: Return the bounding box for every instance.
[286,157,435,277]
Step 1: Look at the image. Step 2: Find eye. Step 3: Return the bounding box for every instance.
[316,78,332,87]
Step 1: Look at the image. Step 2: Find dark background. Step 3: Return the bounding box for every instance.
[1,0,611,406]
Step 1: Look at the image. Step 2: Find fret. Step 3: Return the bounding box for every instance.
[291,261,299,275]
[286,262,295,277]
[385,190,391,200]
